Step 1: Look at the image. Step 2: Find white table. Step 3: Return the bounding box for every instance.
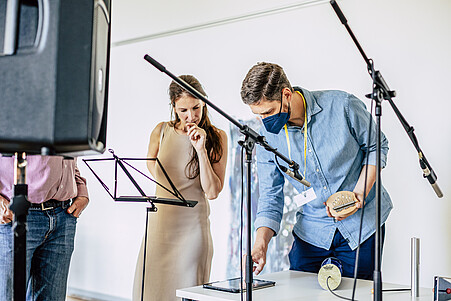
[177,270,432,300]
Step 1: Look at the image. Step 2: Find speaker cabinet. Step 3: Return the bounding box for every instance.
[0,0,111,155]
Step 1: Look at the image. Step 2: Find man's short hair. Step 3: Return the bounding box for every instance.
[240,62,292,105]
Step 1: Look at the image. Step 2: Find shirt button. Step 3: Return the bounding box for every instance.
[60,185,64,189]
[308,149,312,152]
[324,186,327,190]
[316,169,319,172]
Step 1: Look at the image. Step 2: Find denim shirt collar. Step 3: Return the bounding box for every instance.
[293,86,322,126]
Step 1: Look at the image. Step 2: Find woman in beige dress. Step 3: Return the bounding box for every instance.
[133,75,228,301]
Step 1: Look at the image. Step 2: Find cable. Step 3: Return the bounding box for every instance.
[327,276,356,301]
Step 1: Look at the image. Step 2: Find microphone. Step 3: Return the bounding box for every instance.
[279,165,311,187]
[420,159,443,198]
[330,0,348,25]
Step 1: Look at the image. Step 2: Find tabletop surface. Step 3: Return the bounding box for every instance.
[177,270,433,301]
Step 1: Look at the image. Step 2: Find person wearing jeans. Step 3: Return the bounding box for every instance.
[0,155,89,301]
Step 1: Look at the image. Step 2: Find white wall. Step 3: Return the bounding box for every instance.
[69,0,451,299]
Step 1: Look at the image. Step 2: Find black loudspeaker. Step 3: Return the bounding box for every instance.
[0,0,111,155]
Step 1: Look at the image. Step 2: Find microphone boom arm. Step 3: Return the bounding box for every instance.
[330,0,442,198]
[144,54,308,184]
[144,54,310,301]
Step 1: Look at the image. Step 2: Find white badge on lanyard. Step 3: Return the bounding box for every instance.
[293,187,317,207]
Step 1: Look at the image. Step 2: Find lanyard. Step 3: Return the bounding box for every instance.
[284,90,307,180]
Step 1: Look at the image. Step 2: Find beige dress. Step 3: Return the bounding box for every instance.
[133,123,213,301]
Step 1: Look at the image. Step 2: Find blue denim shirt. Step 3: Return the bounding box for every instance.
[255,87,393,250]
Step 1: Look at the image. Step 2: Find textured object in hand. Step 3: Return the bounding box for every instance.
[326,191,358,218]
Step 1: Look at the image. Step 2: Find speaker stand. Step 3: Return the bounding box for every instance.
[9,152,30,301]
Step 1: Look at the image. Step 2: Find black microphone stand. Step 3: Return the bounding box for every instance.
[143,54,309,301]
[9,152,30,301]
[330,1,444,300]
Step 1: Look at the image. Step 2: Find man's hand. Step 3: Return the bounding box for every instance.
[0,195,13,224]
[251,240,268,275]
[67,196,89,218]
[324,193,363,221]
[353,191,365,209]
[245,227,274,275]
[325,165,373,221]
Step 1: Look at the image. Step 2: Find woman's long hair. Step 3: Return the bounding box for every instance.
[168,75,223,179]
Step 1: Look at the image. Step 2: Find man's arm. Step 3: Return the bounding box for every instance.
[67,165,89,218]
[345,94,389,167]
[353,164,377,204]
[249,140,286,274]
[251,226,275,275]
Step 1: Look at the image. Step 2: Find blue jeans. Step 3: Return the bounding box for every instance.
[289,225,385,280]
[0,204,77,301]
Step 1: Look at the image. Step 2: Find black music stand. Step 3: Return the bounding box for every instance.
[83,149,197,301]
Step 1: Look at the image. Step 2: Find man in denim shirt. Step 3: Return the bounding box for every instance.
[240,62,393,279]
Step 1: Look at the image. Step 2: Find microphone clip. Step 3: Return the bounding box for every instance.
[419,153,443,198]
[275,156,311,187]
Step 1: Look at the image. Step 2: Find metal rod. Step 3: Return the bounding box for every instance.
[373,102,382,301]
[245,141,253,301]
[14,152,26,185]
[12,152,28,301]
[411,237,420,298]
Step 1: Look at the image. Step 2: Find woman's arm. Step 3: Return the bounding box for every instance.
[196,129,228,200]
[146,122,165,178]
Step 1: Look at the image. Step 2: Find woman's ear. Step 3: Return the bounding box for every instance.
[170,105,178,121]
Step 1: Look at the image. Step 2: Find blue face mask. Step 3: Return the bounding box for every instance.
[262,102,291,134]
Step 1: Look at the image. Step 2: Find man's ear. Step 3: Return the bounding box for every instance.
[282,87,293,105]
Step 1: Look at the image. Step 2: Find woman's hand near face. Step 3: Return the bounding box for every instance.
[186,123,207,152]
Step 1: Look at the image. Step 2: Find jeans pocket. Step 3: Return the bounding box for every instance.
[0,222,12,227]
[65,211,79,224]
